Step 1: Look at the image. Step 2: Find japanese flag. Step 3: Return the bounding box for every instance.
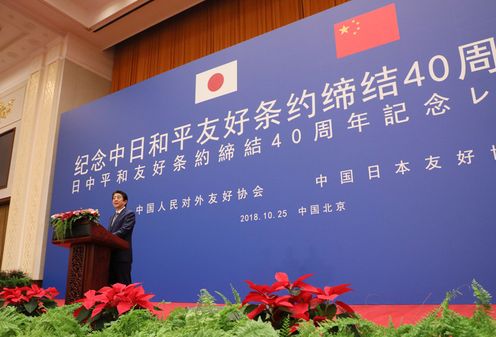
[195,60,238,104]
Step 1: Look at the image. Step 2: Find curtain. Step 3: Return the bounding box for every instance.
[111,0,348,91]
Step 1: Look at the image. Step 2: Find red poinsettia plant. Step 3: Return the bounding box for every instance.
[50,208,100,240]
[0,284,59,316]
[74,283,159,330]
[242,272,355,333]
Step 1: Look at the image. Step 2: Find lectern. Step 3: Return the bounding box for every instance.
[52,221,129,304]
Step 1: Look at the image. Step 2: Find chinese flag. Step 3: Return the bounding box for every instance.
[334,3,400,58]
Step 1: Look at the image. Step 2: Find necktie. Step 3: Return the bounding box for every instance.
[109,212,119,231]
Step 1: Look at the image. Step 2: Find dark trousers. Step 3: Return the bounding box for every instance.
[109,261,132,285]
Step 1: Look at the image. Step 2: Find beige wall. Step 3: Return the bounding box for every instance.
[58,60,111,115]
[0,84,26,200]
[0,38,111,281]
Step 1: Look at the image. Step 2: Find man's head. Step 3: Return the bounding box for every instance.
[112,190,128,210]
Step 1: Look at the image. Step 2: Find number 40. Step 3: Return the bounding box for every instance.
[404,55,450,87]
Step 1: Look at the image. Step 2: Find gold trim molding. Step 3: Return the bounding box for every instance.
[0,98,14,119]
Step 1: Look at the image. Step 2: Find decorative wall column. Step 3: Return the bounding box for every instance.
[2,43,63,277]
[1,35,112,281]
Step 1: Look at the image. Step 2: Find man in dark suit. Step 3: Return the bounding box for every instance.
[108,190,136,285]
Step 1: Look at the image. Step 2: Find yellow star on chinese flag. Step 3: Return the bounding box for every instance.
[339,25,349,34]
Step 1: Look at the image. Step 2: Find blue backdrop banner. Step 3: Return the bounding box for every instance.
[45,0,496,304]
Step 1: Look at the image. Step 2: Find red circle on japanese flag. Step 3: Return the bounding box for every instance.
[207,73,224,92]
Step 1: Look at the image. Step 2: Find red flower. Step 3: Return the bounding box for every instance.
[292,290,314,304]
[244,280,277,295]
[242,272,355,334]
[61,211,73,220]
[273,272,320,293]
[0,284,58,316]
[336,300,355,314]
[0,287,28,304]
[51,208,101,240]
[25,284,59,300]
[242,290,290,306]
[290,302,310,320]
[80,290,99,309]
[122,283,155,312]
[246,304,265,319]
[317,284,352,301]
[74,283,158,328]
[243,291,293,318]
[289,324,300,334]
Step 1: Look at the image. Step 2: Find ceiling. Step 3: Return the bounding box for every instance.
[0,0,203,76]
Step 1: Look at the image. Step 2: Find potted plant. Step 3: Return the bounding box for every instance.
[242,272,356,334]
[0,270,32,291]
[0,284,59,316]
[73,283,158,330]
[50,208,100,241]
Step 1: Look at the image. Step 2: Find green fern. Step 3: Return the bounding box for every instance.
[215,291,232,305]
[182,327,230,337]
[157,291,225,335]
[0,270,32,290]
[0,278,32,289]
[217,304,246,331]
[294,320,322,337]
[198,289,216,306]
[90,309,160,337]
[231,284,242,305]
[162,307,188,331]
[319,316,371,337]
[0,281,493,337]
[0,270,29,280]
[232,319,279,337]
[214,285,243,306]
[278,315,291,337]
[0,306,31,336]
[22,304,88,337]
[472,279,492,309]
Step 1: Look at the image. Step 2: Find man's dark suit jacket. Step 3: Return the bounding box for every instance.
[109,207,136,262]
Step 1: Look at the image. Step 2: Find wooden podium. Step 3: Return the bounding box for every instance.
[52,221,129,304]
